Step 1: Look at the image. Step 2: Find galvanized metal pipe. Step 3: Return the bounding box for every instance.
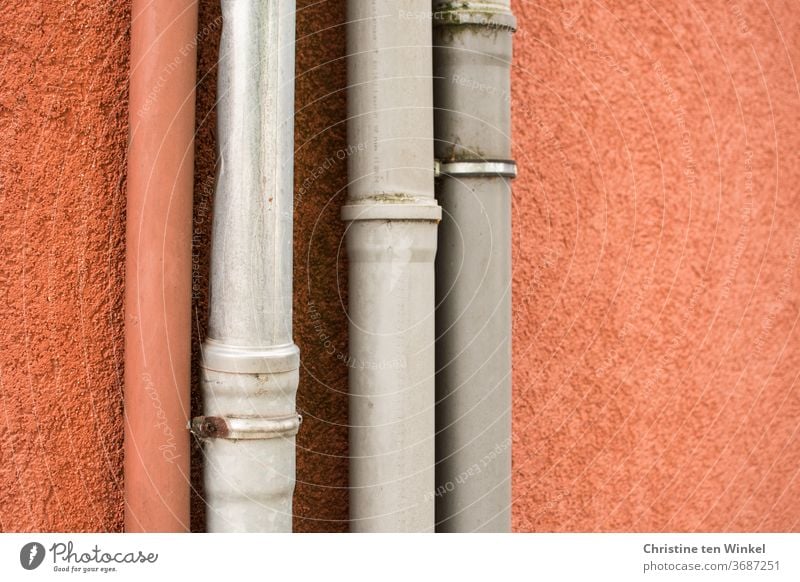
[344,0,441,532]
[196,0,300,532]
[432,0,516,532]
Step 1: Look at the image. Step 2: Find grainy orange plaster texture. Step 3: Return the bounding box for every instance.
[2,0,799,532]
[0,1,129,531]
[510,0,800,532]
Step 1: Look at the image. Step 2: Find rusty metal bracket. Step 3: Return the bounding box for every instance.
[190,414,302,440]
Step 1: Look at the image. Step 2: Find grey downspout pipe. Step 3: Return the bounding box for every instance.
[344,0,441,532]
[432,1,517,532]
[193,0,300,532]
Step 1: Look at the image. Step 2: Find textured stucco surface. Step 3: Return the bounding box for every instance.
[0,1,129,531]
[510,1,800,531]
[1,0,799,532]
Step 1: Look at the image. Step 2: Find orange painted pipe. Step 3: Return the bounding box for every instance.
[124,0,198,532]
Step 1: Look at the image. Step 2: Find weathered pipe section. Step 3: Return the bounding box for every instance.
[432,0,516,532]
[195,0,301,532]
[344,0,441,532]
[124,0,198,532]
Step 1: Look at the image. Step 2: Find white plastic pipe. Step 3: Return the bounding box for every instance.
[195,0,300,533]
[344,0,441,532]
[433,0,516,532]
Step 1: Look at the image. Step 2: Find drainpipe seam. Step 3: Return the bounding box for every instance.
[200,340,300,374]
[342,197,442,222]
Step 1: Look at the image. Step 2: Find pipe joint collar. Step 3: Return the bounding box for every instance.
[342,199,442,222]
[191,414,302,440]
[433,2,517,32]
[200,339,300,374]
[436,159,518,179]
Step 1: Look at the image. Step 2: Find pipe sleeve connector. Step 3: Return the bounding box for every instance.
[196,340,301,441]
[341,198,442,222]
[433,2,517,32]
[200,338,300,374]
